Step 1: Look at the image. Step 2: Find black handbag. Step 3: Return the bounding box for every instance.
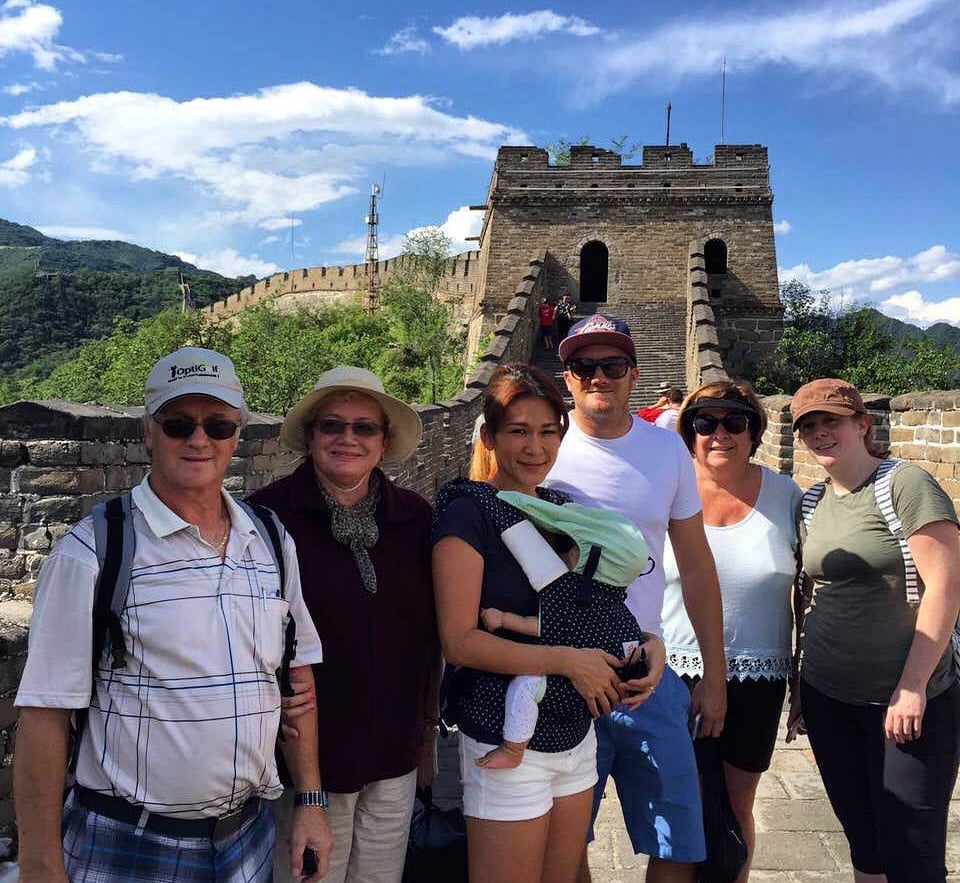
[402,786,468,883]
[695,737,748,883]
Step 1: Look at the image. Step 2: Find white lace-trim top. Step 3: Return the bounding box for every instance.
[661,468,802,682]
[667,647,793,681]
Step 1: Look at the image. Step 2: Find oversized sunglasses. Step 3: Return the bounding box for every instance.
[156,417,240,440]
[691,413,751,436]
[313,418,386,438]
[566,357,632,380]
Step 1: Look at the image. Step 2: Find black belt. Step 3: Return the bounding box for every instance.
[75,787,261,841]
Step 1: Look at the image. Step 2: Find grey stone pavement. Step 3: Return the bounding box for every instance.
[434,714,960,881]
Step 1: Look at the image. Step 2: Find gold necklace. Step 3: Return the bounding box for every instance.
[213,519,230,556]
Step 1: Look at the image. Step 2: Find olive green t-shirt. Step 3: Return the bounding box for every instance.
[800,462,958,705]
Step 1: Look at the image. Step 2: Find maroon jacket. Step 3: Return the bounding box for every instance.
[249,462,438,793]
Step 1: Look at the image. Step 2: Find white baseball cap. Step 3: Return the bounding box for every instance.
[145,347,245,415]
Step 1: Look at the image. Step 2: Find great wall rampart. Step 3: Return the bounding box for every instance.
[201,250,482,324]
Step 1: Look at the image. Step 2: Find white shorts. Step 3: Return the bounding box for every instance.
[459,725,598,821]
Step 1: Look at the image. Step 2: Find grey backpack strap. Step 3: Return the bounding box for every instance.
[236,500,286,595]
[91,493,136,665]
[873,459,920,604]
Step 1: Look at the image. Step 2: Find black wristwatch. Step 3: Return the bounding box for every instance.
[294,789,329,809]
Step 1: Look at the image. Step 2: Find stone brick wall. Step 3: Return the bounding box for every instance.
[686,239,730,391]
[0,255,547,836]
[716,312,784,379]
[201,251,482,325]
[478,143,779,315]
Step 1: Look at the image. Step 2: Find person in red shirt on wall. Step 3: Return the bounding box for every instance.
[539,300,557,351]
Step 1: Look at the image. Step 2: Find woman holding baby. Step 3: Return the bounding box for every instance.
[432,362,665,883]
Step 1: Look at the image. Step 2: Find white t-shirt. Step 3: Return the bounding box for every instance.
[16,478,324,818]
[545,416,701,634]
[654,408,679,431]
[661,467,802,680]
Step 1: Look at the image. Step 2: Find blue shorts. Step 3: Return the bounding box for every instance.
[590,666,706,863]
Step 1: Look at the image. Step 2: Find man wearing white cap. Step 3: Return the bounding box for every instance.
[14,347,332,883]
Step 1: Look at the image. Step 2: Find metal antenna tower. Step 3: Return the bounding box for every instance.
[364,184,382,312]
[178,269,196,311]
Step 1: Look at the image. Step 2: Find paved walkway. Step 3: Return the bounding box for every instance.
[436,713,960,881]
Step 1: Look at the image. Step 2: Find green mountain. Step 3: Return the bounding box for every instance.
[0,219,251,378]
[857,307,960,352]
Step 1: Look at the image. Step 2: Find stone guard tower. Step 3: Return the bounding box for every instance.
[470,142,783,397]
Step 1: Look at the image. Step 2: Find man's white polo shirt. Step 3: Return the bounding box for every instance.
[16,477,323,818]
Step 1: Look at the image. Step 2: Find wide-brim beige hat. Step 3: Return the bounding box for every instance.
[280,366,423,465]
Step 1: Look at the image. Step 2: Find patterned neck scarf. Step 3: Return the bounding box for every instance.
[316,468,382,594]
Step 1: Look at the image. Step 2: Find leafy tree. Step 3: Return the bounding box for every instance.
[546,135,640,165]
[752,280,960,395]
[378,229,466,404]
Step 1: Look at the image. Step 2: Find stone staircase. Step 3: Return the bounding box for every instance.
[532,300,688,412]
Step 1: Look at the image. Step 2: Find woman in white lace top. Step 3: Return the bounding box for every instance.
[661,380,802,883]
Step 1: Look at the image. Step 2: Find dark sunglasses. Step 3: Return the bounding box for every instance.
[313,418,386,438]
[691,413,751,436]
[566,357,632,380]
[156,417,240,440]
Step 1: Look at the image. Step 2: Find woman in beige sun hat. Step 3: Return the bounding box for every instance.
[250,366,440,883]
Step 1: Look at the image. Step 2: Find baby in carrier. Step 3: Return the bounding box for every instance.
[437,480,652,769]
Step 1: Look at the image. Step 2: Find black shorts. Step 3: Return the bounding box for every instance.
[683,675,786,774]
[801,678,960,882]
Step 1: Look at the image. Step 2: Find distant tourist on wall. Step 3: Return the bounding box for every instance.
[637,383,683,424]
[251,366,441,883]
[14,347,331,883]
[555,292,577,343]
[539,298,557,351]
[789,379,960,883]
[662,380,802,883]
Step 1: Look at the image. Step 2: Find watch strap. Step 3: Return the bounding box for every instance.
[294,789,329,808]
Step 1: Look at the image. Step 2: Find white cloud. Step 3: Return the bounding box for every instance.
[332,204,485,259]
[879,290,960,327]
[434,10,601,49]
[780,245,960,298]
[35,223,133,240]
[0,1,118,70]
[774,219,792,234]
[3,82,526,226]
[0,144,35,186]
[173,248,280,278]
[578,0,960,105]
[2,80,40,95]
[259,216,302,231]
[260,234,281,245]
[376,25,429,56]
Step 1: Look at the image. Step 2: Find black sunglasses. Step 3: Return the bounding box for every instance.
[691,413,751,436]
[566,357,632,380]
[156,417,240,440]
[313,418,386,438]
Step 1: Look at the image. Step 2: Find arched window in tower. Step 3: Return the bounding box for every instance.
[579,240,609,303]
[704,238,728,274]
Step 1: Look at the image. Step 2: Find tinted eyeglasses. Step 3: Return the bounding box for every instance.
[313,418,386,438]
[691,413,751,436]
[156,417,240,440]
[566,357,632,380]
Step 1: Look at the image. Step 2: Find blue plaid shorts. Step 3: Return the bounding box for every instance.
[62,792,275,882]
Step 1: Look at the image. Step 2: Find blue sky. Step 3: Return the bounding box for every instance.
[0,0,958,326]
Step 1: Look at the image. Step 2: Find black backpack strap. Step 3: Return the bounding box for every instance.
[576,545,602,607]
[238,501,296,697]
[72,493,133,773]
